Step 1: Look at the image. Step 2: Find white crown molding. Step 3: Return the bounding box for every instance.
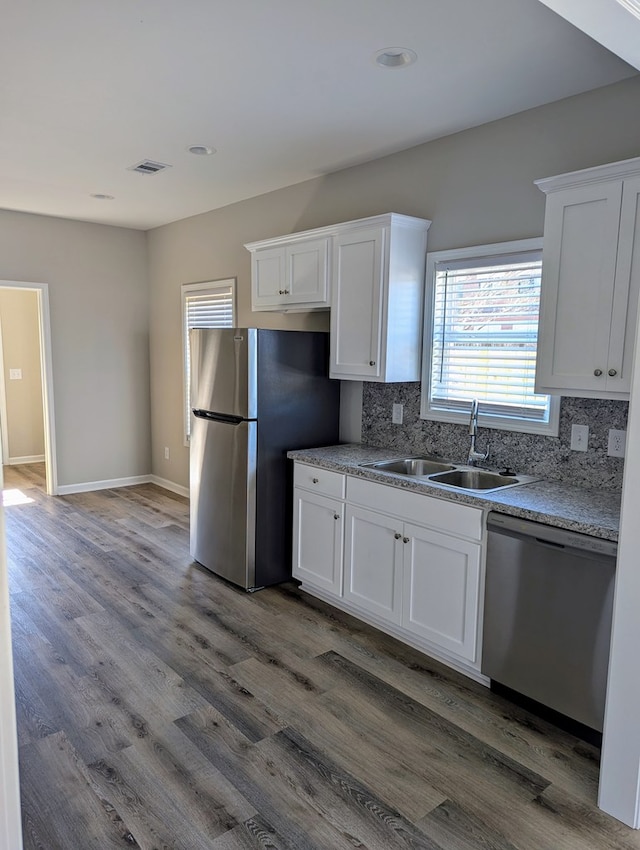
[535,155,640,194]
[244,213,431,252]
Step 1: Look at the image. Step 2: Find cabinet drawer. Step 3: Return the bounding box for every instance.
[347,476,482,541]
[294,463,345,499]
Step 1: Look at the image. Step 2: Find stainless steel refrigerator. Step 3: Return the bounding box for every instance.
[189,327,340,590]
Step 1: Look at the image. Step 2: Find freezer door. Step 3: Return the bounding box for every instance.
[190,327,257,420]
[190,414,257,589]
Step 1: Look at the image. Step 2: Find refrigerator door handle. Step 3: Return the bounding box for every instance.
[192,409,245,425]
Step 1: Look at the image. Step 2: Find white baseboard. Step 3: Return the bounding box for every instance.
[56,474,190,499]
[149,475,189,499]
[7,454,45,465]
[57,475,153,495]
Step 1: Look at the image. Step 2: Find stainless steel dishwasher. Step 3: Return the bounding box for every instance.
[482,512,617,736]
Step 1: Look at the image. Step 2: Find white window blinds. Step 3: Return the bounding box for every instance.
[428,248,553,426]
[182,280,235,440]
[184,288,234,330]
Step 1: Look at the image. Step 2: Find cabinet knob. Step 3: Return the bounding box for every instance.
[394,532,402,540]
[334,513,340,520]
[278,289,283,295]
[312,477,319,484]
[403,536,410,544]
[369,360,376,366]
[593,369,603,377]
[608,368,617,377]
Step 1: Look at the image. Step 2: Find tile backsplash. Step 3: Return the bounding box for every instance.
[362,383,627,491]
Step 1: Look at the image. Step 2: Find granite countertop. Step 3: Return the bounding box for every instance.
[288,443,621,542]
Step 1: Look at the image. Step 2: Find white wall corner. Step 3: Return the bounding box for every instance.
[598,294,640,828]
[339,381,363,443]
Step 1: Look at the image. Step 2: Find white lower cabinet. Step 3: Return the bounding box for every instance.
[292,462,485,677]
[343,505,403,624]
[402,523,481,662]
[292,488,344,596]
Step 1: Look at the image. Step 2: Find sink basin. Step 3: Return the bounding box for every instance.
[429,469,520,491]
[361,457,456,476]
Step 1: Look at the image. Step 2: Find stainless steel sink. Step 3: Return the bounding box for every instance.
[360,457,456,476]
[359,455,537,492]
[429,469,520,491]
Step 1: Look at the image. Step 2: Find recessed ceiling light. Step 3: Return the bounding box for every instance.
[187,145,216,156]
[374,47,417,69]
[90,193,114,200]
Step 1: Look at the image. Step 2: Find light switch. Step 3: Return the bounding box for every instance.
[570,424,589,451]
[9,368,22,380]
[392,403,403,425]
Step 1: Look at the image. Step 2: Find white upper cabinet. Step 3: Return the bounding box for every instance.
[535,157,640,399]
[246,214,430,381]
[246,235,330,311]
[330,214,430,382]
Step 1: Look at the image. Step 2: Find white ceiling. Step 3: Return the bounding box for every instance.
[1,0,636,231]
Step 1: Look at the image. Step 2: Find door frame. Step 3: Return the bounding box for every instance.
[0,281,57,495]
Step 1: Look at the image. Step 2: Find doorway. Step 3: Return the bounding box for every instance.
[0,282,57,496]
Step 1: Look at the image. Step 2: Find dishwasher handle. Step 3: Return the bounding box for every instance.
[487,512,617,559]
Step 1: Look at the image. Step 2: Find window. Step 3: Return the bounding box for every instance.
[182,279,235,442]
[420,239,559,435]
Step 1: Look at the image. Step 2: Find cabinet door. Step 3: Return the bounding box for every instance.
[252,247,285,308]
[607,177,640,394]
[292,488,344,596]
[330,226,385,380]
[536,181,623,394]
[286,238,330,306]
[402,523,481,662]
[344,505,403,624]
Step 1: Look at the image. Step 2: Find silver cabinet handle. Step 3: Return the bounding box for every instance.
[369,360,376,366]
[394,532,402,540]
[334,513,340,520]
[403,536,410,544]
[312,477,319,483]
[594,369,603,377]
[608,368,617,377]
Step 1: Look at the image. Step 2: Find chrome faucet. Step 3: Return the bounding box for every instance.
[467,399,489,466]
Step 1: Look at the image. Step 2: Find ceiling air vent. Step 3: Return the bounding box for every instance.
[127,159,172,175]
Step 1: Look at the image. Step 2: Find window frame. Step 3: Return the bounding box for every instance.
[419,238,559,436]
[181,278,236,445]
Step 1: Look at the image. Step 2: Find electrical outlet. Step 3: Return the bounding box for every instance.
[392,403,403,425]
[570,424,589,452]
[608,429,626,458]
[9,368,22,380]
[164,446,170,460]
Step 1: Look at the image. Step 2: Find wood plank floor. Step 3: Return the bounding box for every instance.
[5,463,640,850]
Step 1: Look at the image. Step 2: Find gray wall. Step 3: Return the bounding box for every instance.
[0,211,150,488]
[147,75,640,491]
